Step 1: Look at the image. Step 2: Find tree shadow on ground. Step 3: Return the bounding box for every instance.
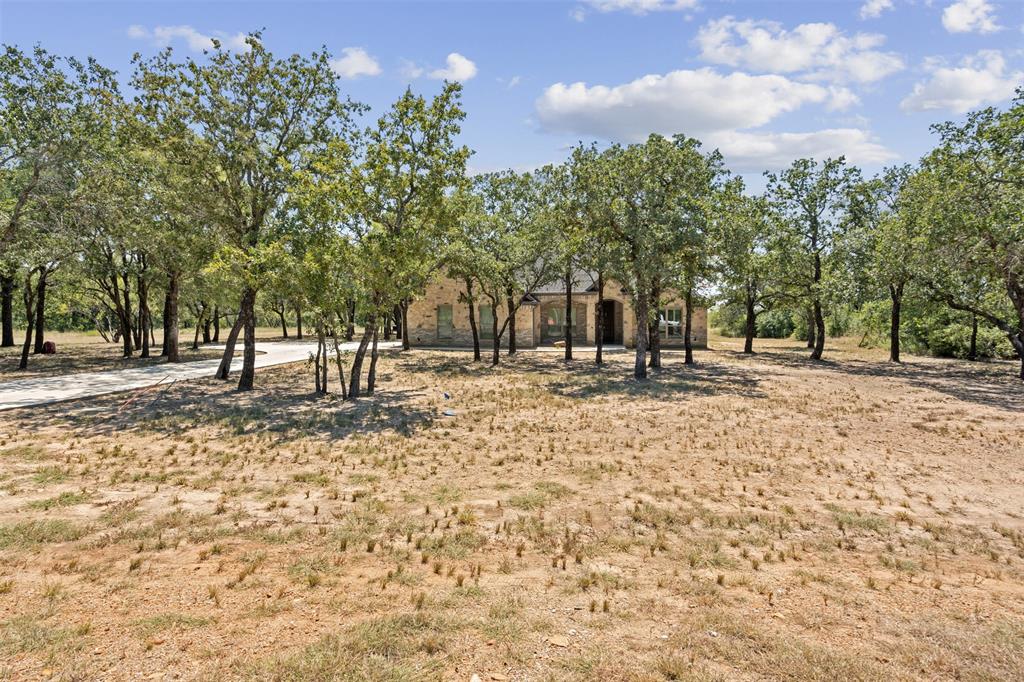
[4,361,437,443]
[393,350,768,401]
[722,347,1023,413]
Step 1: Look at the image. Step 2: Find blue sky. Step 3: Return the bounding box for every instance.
[2,0,1021,186]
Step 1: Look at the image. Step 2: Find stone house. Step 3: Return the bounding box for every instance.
[405,271,707,349]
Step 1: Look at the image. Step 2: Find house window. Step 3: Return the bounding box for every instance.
[437,305,453,340]
[547,307,577,335]
[662,308,682,338]
[479,305,494,339]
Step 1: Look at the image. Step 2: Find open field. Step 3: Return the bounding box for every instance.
[0,336,1022,681]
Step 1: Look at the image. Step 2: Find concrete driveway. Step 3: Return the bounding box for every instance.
[0,340,401,412]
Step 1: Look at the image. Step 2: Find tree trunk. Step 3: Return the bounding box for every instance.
[491,303,501,366]
[213,305,221,342]
[743,287,756,354]
[192,306,203,351]
[122,273,135,355]
[684,286,694,366]
[507,293,517,356]
[383,311,392,341]
[161,289,171,356]
[1,274,14,347]
[968,314,978,361]
[18,270,37,370]
[348,315,375,399]
[295,303,303,340]
[393,303,403,339]
[314,322,326,394]
[595,271,604,365]
[466,279,480,362]
[165,273,180,363]
[810,299,825,360]
[1012,333,1024,381]
[138,275,151,358]
[633,290,649,380]
[331,327,348,400]
[648,281,661,369]
[806,307,816,349]
[889,282,903,363]
[32,270,47,354]
[400,299,410,351]
[367,324,380,395]
[564,270,573,362]
[278,306,288,338]
[346,300,356,342]
[237,287,257,391]
[215,306,245,380]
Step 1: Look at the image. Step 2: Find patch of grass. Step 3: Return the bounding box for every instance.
[0,519,87,548]
[32,466,69,485]
[0,614,91,656]
[26,491,91,511]
[826,504,890,533]
[134,612,212,638]
[249,613,450,681]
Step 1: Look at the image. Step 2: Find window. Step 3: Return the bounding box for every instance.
[437,305,453,340]
[662,308,682,337]
[546,307,577,334]
[479,305,494,339]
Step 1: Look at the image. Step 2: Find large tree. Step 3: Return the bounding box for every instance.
[912,92,1024,379]
[767,157,861,361]
[132,34,358,390]
[472,170,555,366]
[715,185,780,354]
[589,134,718,379]
[346,83,470,355]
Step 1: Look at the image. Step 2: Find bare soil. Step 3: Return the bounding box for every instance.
[0,336,1021,681]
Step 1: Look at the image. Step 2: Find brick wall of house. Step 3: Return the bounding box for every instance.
[406,273,707,349]
[406,277,537,348]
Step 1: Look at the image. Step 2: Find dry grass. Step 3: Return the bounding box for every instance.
[0,335,1022,681]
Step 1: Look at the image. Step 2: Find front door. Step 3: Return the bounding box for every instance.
[601,300,618,344]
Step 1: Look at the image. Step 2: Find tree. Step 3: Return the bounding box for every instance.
[472,170,555,366]
[346,83,470,354]
[132,34,358,390]
[767,157,861,361]
[846,166,921,363]
[0,45,115,250]
[715,185,780,354]
[593,134,717,378]
[911,92,1024,379]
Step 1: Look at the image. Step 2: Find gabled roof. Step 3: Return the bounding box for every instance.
[528,270,599,296]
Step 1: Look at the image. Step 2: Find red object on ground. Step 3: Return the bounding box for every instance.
[42,341,56,354]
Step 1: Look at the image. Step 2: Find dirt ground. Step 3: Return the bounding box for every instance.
[0,336,1022,681]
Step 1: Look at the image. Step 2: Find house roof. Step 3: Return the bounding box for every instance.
[528,270,600,296]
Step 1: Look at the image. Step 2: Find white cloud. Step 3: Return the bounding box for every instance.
[126,24,250,53]
[900,50,1022,113]
[696,16,904,83]
[428,53,478,81]
[860,0,894,19]
[329,47,381,79]
[584,0,698,13]
[536,68,848,142]
[535,67,893,170]
[942,0,1000,34]
[706,129,897,171]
